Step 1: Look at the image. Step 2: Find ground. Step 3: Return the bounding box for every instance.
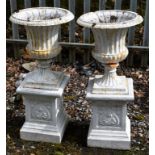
[6,57,149,155]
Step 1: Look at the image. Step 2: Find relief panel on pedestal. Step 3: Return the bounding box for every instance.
[31,105,52,121]
[97,106,123,130]
[98,111,120,126]
[24,95,54,123]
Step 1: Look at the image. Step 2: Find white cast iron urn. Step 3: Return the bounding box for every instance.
[10,7,74,90]
[77,10,143,149]
[77,10,143,94]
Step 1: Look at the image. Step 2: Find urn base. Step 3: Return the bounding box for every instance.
[86,77,134,150]
[88,117,130,150]
[17,75,70,143]
[92,75,128,95]
[20,112,68,143]
[21,68,64,90]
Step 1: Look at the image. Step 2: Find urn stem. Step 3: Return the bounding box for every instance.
[95,63,120,88]
[104,63,118,79]
[36,59,52,69]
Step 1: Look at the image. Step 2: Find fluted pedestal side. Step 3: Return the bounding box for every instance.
[77,10,143,149]
[10,7,74,143]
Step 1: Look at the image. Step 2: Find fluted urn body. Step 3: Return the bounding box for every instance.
[25,25,61,60]
[10,7,74,90]
[77,10,143,94]
[92,28,128,64]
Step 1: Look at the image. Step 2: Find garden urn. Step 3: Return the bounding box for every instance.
[10,7,74,143]
[77,10,143,93]
[77,10,143,149]
[10,7,74,90]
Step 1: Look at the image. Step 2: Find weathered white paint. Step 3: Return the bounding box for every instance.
[77,10,143,93]
[86,77,134,150]
[10,7,74,143]
[18,75,70,143]
[77,10,142,149]
[10,7,74,90]
[10,7,74,26]
[25,25,61,59]
[10,7,74,60]
[77,10,143,29]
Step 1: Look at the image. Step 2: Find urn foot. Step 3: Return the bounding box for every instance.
[93,75,128,95]
[21,68,64,90]
[92,63,128,94]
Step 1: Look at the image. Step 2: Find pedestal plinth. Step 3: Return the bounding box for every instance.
[86,76,134,150]
[17,75,69,143]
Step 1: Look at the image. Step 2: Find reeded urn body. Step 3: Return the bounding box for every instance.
[10,7,74,90]
[77,10,143,93]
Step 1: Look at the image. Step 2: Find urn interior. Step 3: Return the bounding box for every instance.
[77,10,143,29]
[10,7,74,26]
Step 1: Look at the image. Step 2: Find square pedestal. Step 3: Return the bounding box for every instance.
[86,77,134,150]
[17,75,69,143]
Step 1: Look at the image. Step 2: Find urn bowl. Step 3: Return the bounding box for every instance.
[77,10,143,64]
[10,7,74,59]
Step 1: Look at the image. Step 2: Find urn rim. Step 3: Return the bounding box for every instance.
[10,7,74,26]
[77,10,143,29]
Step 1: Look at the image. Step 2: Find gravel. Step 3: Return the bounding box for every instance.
[6,58,149,154]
